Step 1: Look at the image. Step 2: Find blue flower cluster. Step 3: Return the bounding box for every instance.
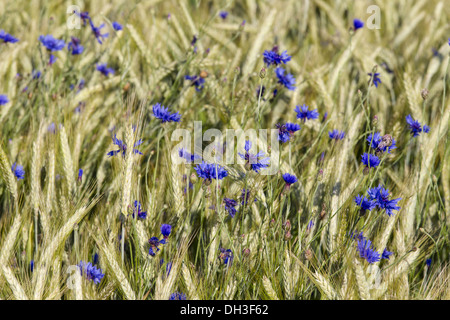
[295,104,319,122]
[194,161,228,183]
[148,224,172,256]
[78,261,105,284]
[152,103,182,123]
[238,140,270,173]
[406,114,430,137]
[351,232,392,264]
[355,185,402,216]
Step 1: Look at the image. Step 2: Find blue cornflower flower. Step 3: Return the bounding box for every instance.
[219,11,228,19]
[0,30,19,43]
[32,70,41,80]
[307,220,314,232]
[178,148,201,162]
[329,129,345,141]
[89,20,109,44]
[361,153,380,169]
[240,188,256,206]
[263,47,291,66]
[48,54,57,65]
[39,35,65,51]
[426,258,432,267]
[368,73,381,88]
[223,198,238,218]
[68,37,84,55]
[161,224,172,239]
[112,22,123,31]
[194,161,228,183]
[381,248,393,260]
[169,292,187,300]
[354,194,376,212]
[367,185,401,217]
[96,63,115,76]
[282,173,297,185]
[350,231,366,242]
[106,134,143,157]
[423,125,430,133]
[12,163,25,180]
[295,104,319,122]
[353,19,364,30]
[185,75,205,91]
[238,140,270,173]
[132,201,147,219]
[93,253,99,265]
[275,67,296,90]
[367,132,397,154]
[78,261,104,284]
[0,94,9,105]
[78,169,83,183]
[78,11,91,25]
[405,114,422,137]
[219,248,233,265]
[148,236,166,256]
[356,238,380,264]
[152,103,181,123]
[276,123,301,144]
[30,260,34,272]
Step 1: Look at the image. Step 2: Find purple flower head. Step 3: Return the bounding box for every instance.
[78,11,91,25]
[152,103,181,123]
[219,11,228,19]
[277,123,300,143]
[39,35,65,51]
[368,73,381,88]
[356,238,380,264]
[405,114,422,137]
[78,168,83,183]
[0,30,19,43]
[112,22,123,31]
[263,47,291,66]
[219,248,233,265]
[307,220,314,232]
[48,54,57,66]
[132,201,147,219]
[382,248,393,260]
[12,163,25,180]
[223,198,238,218]
[240,188,256,206]
[329,129,345,141]
[169,292,187,300]
[295,104,319,122]
[194,161,228,182]
[361,153,380,169]
[282,173,297,185]
[32,70,41,80]
[275,67,296,90]
[367,185,401,216]
[148,237,166,256]
[353,19,364,30]
[185,75,205,91]
[238,140,270,173]
[78,261,104,284]
[161,224,172,239]
[68,37,84,55]
[178,148,201,163]
[96,63,115,76]
[89,20,109,44]
[354,194,376,212]
[367,132,397,154]
[423,125,430,133]
[0,94,9,105]
[426,258,432,267]
[106,134,143,157]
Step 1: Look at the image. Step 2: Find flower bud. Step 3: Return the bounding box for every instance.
[305,249,313,260]
[363,167,370,175]
[200,70,208,78]
[244,162,252,171]
[421,88,429,100]
[242,248,250,257]
[190,173,198,184]
[284,231,292,241]
[259,68,266,79]
[282,220,291,231]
